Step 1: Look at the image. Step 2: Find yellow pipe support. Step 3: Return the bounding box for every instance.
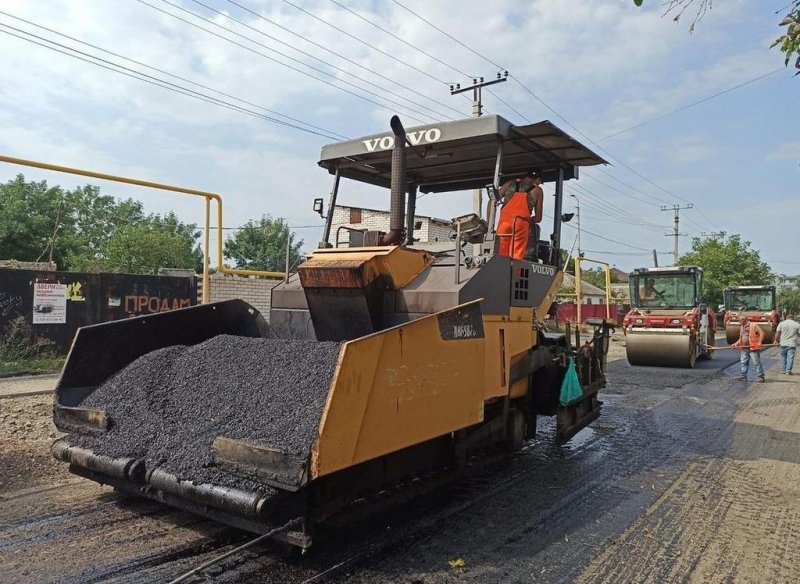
[574,256,613,323]
[0,155,286,298]
[203,195,210,304]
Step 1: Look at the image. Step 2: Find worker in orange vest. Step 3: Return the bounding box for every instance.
[497,171,543,260]
[732,316,765,382]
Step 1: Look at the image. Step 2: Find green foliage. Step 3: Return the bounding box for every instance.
[224,215,303,272]
[778,286,800,314]
[0,175,201,274]
[0,175,69,266]
[677,232,772,307]
[579,267,622,289]
[0,316,64,376]
[772,7,800,72]
[105,212,202,275]
[633,0,800,72]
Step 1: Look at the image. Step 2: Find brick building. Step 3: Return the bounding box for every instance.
[328,205,458,249]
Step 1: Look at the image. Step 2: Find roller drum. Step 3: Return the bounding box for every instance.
[726,322,775,345]
[725,323,739,344]
[760,324,776,345]
[626,332,696,368]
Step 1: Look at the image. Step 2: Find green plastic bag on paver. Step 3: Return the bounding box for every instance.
[559,359,583,407]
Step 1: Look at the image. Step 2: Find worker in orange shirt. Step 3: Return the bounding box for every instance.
[733,316,765,382]
[497,171,543,260]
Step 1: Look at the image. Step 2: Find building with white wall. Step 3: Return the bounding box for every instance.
[328,205,458,250]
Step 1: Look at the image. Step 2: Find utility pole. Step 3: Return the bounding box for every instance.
[451,72,508,255]
[569,193,581,256]
[652,249,659,268]
[661,204,693,265]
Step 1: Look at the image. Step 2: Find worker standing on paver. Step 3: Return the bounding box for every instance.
[776,313,800,375]
[497,171,543,260]
[733,316,765,382]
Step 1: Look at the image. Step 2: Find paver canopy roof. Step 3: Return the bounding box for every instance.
[318,114,607,194]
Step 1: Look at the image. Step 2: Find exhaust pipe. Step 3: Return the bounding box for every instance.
[380,115,407,246]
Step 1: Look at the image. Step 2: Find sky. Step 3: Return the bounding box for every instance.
[0,0,797,273]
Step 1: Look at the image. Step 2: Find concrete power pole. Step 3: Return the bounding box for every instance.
[450,72,508,254]
[661,204,693,265]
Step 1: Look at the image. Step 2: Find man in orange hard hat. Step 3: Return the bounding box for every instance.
[497,170,543,260]
[733,316,765,382]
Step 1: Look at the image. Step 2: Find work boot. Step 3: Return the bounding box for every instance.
[757,377,765,383]
[739,375,747,380]
[789,371,794,376]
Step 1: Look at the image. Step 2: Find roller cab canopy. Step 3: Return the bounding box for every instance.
[318,114,607,193]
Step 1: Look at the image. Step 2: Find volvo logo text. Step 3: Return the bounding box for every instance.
[362,128,442,152]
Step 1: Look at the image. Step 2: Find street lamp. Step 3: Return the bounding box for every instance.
[569,193,581,257]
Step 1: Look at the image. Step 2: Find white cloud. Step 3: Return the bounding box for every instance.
[767,141,800,162]
[0,0,795,271]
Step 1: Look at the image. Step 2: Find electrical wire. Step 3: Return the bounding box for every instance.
[0,10,350,140]
[509,74,719,230]
[220,0,468,119]
[389,0,506,71]
[277,0,449,86]
[187,0,456,121]
[0,24,343,140]
[136,0,432,125]
[598,68,784,141]
[325,0,474,78]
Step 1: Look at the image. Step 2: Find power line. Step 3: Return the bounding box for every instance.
[187,0,456,122]
[545,212,652,252]
[325,0,473,78]
[510,74,720,231]
[0,24,343,141]
[207,224,324,230]
[276,0,449,86]
[0,10,350,140]
[389,0,506,71]
[599,68,784,141]
[136,0,432,125]
[568,183,664,229]
[220,0,467,119]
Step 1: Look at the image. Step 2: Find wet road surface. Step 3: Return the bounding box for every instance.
[2,345,799,583]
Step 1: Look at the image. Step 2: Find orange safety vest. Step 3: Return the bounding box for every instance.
[734,322,764,351]
[497,190,532,260]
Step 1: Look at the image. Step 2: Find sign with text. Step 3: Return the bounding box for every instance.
[32,282,67,324]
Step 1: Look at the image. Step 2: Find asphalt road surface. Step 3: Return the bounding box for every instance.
[2,345,799,583]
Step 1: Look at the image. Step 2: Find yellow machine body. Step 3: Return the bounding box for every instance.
[311,300,486,478]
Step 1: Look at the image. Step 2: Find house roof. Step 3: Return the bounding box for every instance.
[561,273,607,296]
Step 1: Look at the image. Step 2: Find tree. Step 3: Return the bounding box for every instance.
[578,267,622,290]
[0,175,71,266]
[62,185,145,271]
[633,0,800,73]
[104,214,201,275]
[1,174,201,274]
[677,232,772,306]
[778,286,800,314]
[224,215,303,272]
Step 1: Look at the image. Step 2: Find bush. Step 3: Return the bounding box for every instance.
[0,316,64,376]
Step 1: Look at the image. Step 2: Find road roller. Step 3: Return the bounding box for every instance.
[623,266,716,368]
[722,285,779,344]
[52,114,613,550]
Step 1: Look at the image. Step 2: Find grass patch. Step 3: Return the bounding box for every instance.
[0,316,65,377]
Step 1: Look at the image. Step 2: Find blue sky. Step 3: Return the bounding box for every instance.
[0,0,797,273]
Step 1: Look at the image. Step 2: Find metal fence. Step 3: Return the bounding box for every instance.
[0,268,196,351]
